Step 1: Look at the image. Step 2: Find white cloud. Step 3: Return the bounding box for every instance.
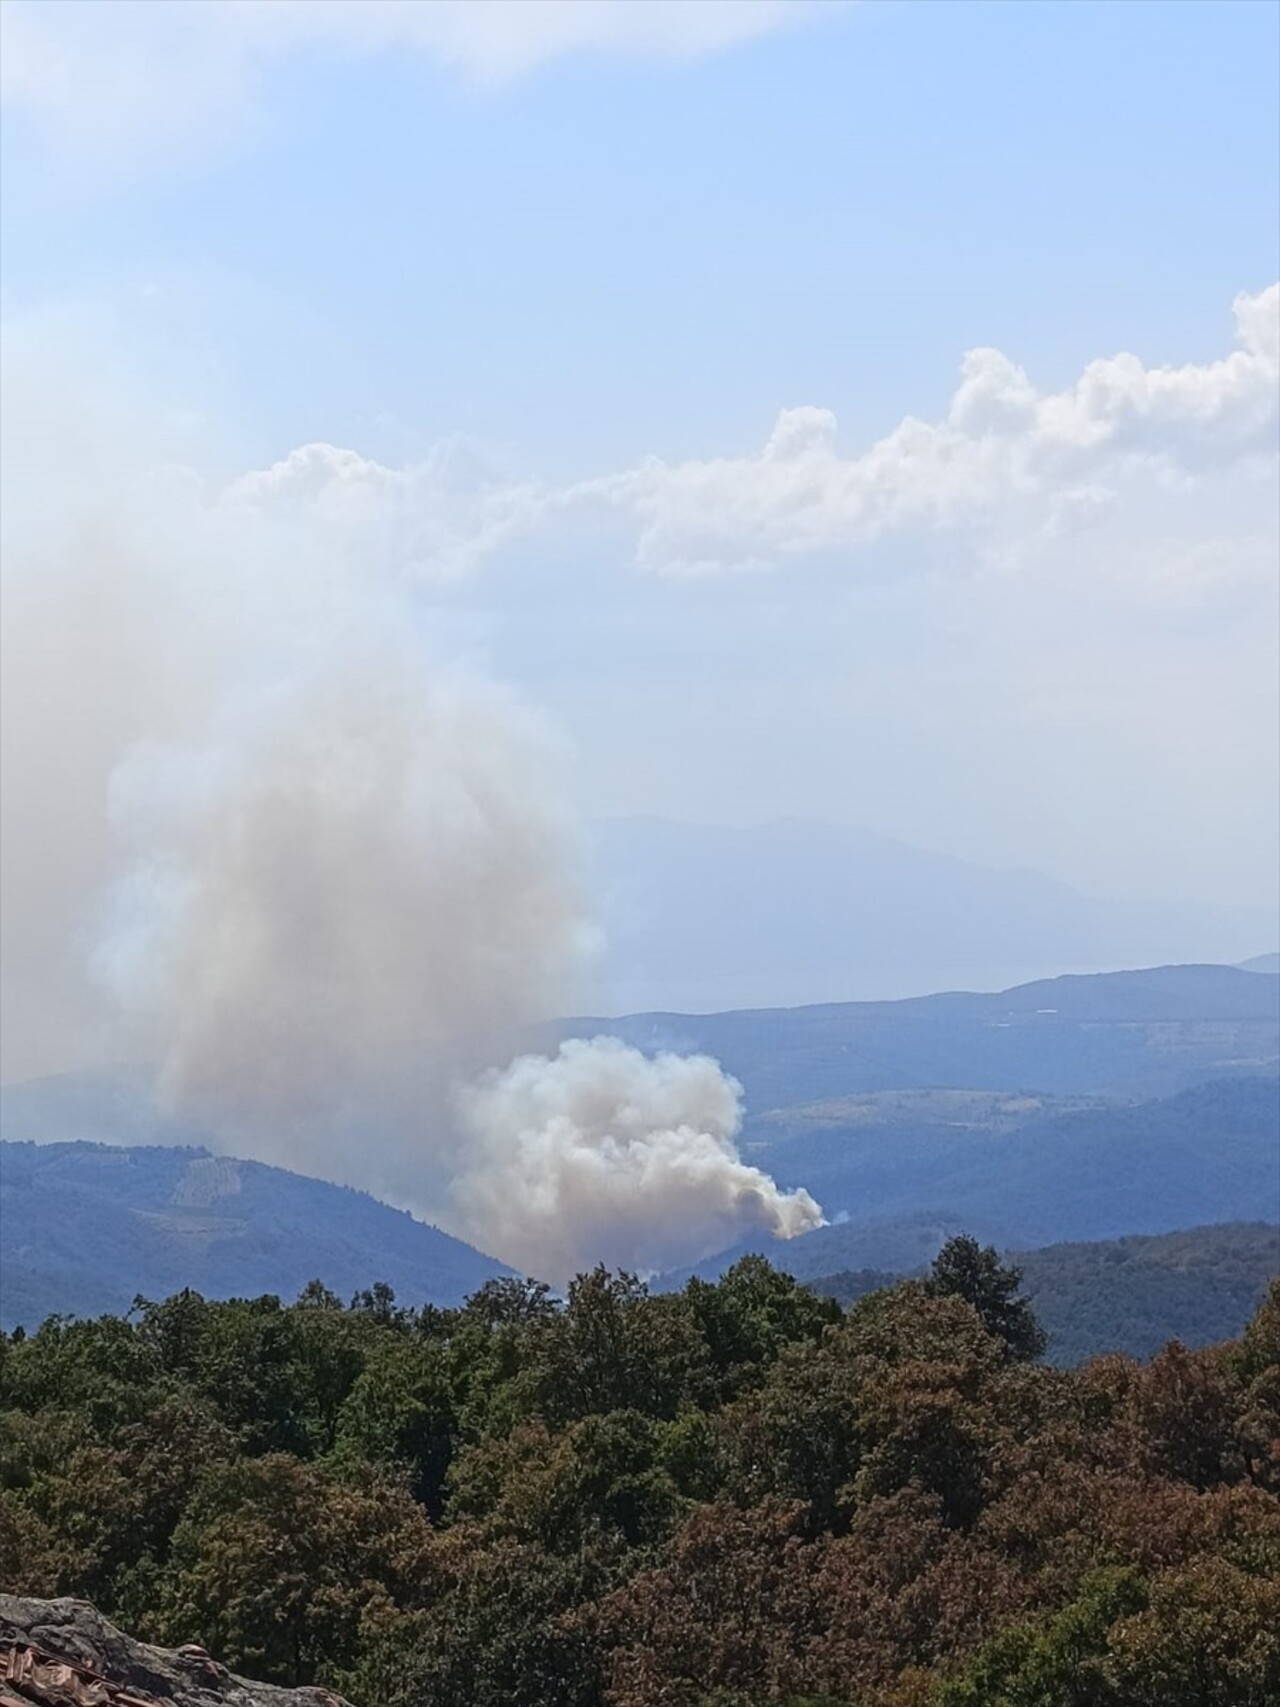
[0,0,824,159]
[223,439,548,582]
[226,283,1279,582]
[3,290,1277,1106]
[593,283,1280,574]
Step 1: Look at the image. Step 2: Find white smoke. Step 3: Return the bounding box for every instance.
[453,1036,823,1283]
[1,325,823,1275]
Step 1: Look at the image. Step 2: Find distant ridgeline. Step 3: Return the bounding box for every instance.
[561,960,1280,1103]
[664,1074,1280,1284]
[588,815,1280,1012]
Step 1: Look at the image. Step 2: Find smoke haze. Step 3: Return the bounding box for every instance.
[0,330,822,1274]
[98,646,587,1212]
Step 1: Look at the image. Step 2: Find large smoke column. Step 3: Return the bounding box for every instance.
[97,642,589,1212]
[1,331,824,1274]
[454,1036,823,1283]
[98,653,825,1266]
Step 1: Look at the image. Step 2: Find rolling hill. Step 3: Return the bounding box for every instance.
[752,1074,1280,1241]
[3,963,1275,1330]
[0,1140,509,1332]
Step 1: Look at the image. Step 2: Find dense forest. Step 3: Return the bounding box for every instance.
[1,1242,1277,1706]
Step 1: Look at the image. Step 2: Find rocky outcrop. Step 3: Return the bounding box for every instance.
[0,1597,353,1707]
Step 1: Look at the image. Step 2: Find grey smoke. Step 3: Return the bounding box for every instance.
[0,330,823,1275]
[96,643,588,1214]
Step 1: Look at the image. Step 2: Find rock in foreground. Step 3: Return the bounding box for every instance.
[0,1596,353,1707]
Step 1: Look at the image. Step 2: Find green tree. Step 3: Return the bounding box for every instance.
[155,1454,432,1686]
[345,1530,604,1707]
[933,1567,1147,1706]
[926,1236,1047,1363]
[685,1256,840,1397]
[334,1338,458,1512]
[531,1268,710,1424]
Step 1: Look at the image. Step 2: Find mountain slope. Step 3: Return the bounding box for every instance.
[760,1075,1280,1243]
[1016,1221,1280,1365]
[587,817,1278,1012]
[0,1141,509,1331]
[658,1075,1279,1286]
[3,965,1275,1330]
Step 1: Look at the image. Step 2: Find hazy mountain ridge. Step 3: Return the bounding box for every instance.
[562,962,1280,1107]
[5,1073,1273,1332]
[754,1074,1280,1241]
[588,817,1279,1012]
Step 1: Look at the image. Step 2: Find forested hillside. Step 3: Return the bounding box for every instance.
[5,965,1275,1334]
[0,1141,508,1330]
[2,1249,1276,1706]
[662,1074,1280,1280]
[1017,1221,1279,1365]
[813,1221,1279,1364]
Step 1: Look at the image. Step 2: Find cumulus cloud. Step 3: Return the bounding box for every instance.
[1,0,823,160]
[4,286,1272,1265]
[225,283,1279,581]
[223,439,547,583]
[453,1036,823,1282]
[596,283,1280,573]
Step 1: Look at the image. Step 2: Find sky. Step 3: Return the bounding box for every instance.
[2,0,1278,939]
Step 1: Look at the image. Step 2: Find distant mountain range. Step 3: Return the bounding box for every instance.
[562,960,1280,1106]
[811,1221,1280,1366]
[584,817,1279,1013]
[761,1074,1280,1241]
[1,1130,1273,1369]
[0,1140,509,1332]
[2,961,1276,1331]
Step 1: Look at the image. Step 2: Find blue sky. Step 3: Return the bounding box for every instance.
[4,0,1277,473]
[1,0,1277,1039]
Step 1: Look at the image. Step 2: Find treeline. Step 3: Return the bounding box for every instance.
[1,1241,1277,1706]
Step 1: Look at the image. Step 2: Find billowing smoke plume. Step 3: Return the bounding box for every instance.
[1,327,823,1276]
[97,644,588,1211]
[454,1037,823,1282]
